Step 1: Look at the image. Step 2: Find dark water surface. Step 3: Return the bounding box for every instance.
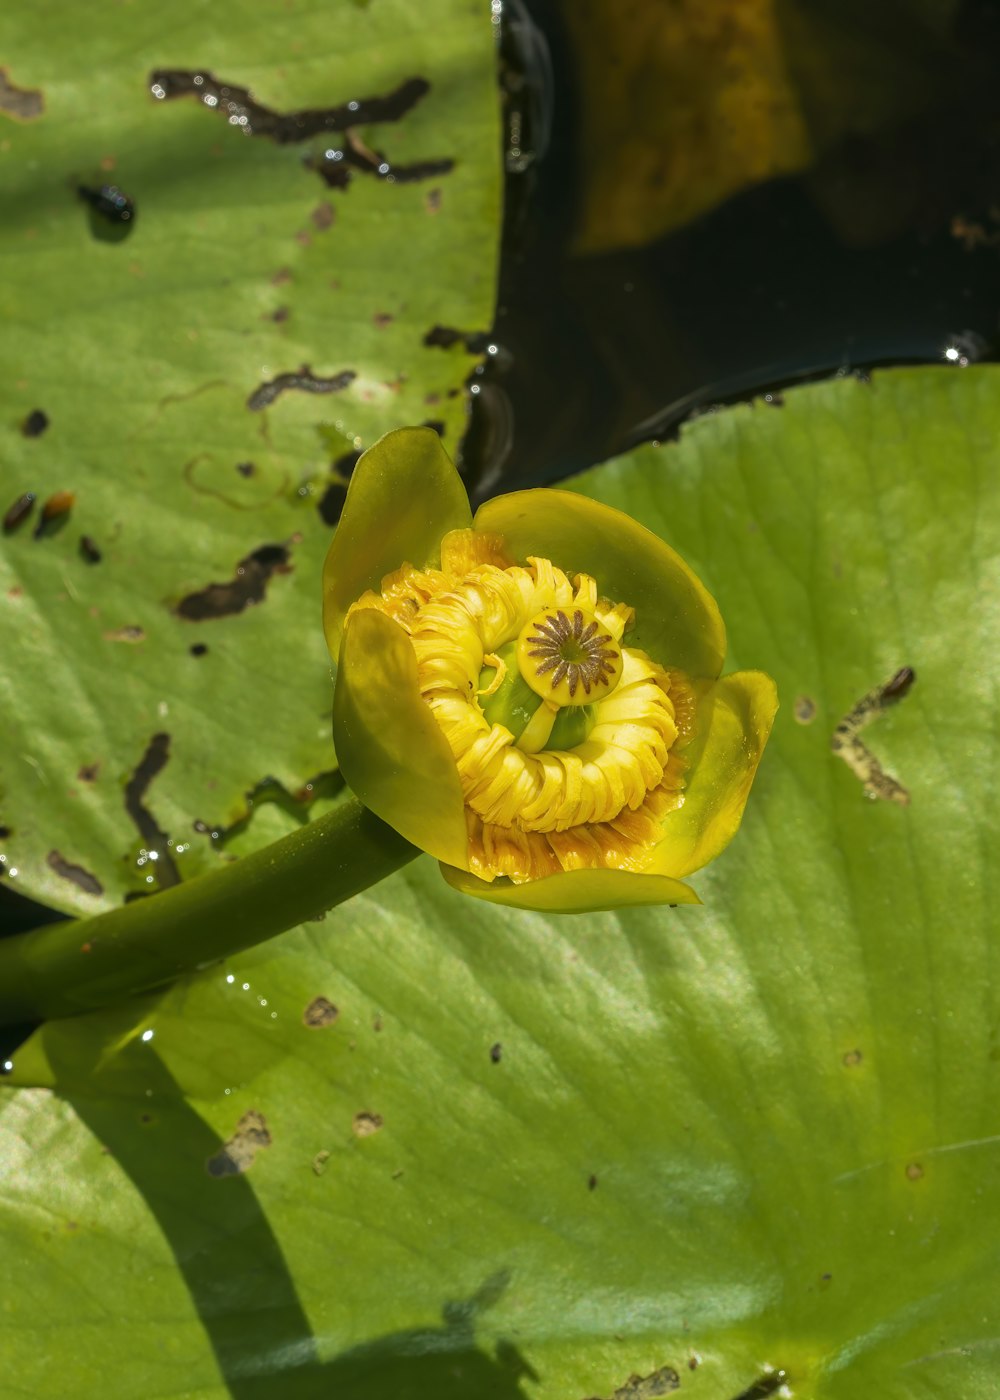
[468,0,1000,495]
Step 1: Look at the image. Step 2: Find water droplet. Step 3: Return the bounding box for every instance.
[226,974,235,984]
[141,1029,154,1042]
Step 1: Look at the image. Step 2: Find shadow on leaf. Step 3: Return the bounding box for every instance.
[49,1034,536,1399]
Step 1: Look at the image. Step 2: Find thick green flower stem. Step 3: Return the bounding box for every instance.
[0,799,418,1026]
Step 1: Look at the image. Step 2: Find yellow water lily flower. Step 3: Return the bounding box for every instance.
[323,427,777,913]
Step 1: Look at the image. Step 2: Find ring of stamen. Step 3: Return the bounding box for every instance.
[517,607,623,706]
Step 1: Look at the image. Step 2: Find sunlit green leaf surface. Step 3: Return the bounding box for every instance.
[0,0,500,913]
[2,366,999,1397]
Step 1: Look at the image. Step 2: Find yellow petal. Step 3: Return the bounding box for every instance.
[334,608,469,867]
[323,427,472,663]
[646,670,778,879]
[474,488,726,679]
[439,862,701,913]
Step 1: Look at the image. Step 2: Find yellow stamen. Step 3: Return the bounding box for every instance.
[477,652,506,699]
[356,538,693,884]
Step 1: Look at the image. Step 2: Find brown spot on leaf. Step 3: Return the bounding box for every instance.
[832,667,915,805]
[425,187,442,213]
[21,408,49,437]
[79,535,102,564]
[352,1111,383,1138]
[842,1048,863,1067]
[206,1109,272,1177]
[317,481,347,526]
[312,1149,331,1175]
[303,995,339,1028]
[793,695,816,724]
[150,70,431,141]
[77,763,100,783]
[46,850,103,897]
[423,325,490,353]
[0,69,44,122]
[311,201,335,229]
[124,733,179,888]
[102,625,145,644]
[3,493,36,533]
[373,311,393,328]
[906,1161,924,1181]
[585,1366,681,1399]
[175,543,291,620]
[730,1371,788,1400]
[271,266,292,285]
[246,367,354,411]
[490,1042,502,1063]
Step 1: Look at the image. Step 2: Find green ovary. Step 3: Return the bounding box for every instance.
[478,642,597,753]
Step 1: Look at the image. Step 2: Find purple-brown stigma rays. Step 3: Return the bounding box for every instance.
[526,609,619,699]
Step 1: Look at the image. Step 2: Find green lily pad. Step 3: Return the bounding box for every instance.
[0,0,500,914]
[2,364,999,1397]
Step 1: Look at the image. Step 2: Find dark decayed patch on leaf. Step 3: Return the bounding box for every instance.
[20,408,48,437]
[302,995,339,1028]
[332,449,362,478]
[731,1372,788,1400]
[423,324,491,352]
[3,493,35,533]
[246,366,355,411]
[317,480,347,525]
[149,70,432,141]
[191,769,343,851]
[45,850,103,897]
[0,68,43,121]
[205,1109,272,1177]
[123,733,178,889]
[174,543,291,620]
[305,134,455,191]
[582,1364,681,1400]
[831,665,916,805]
[78,535,102,564]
